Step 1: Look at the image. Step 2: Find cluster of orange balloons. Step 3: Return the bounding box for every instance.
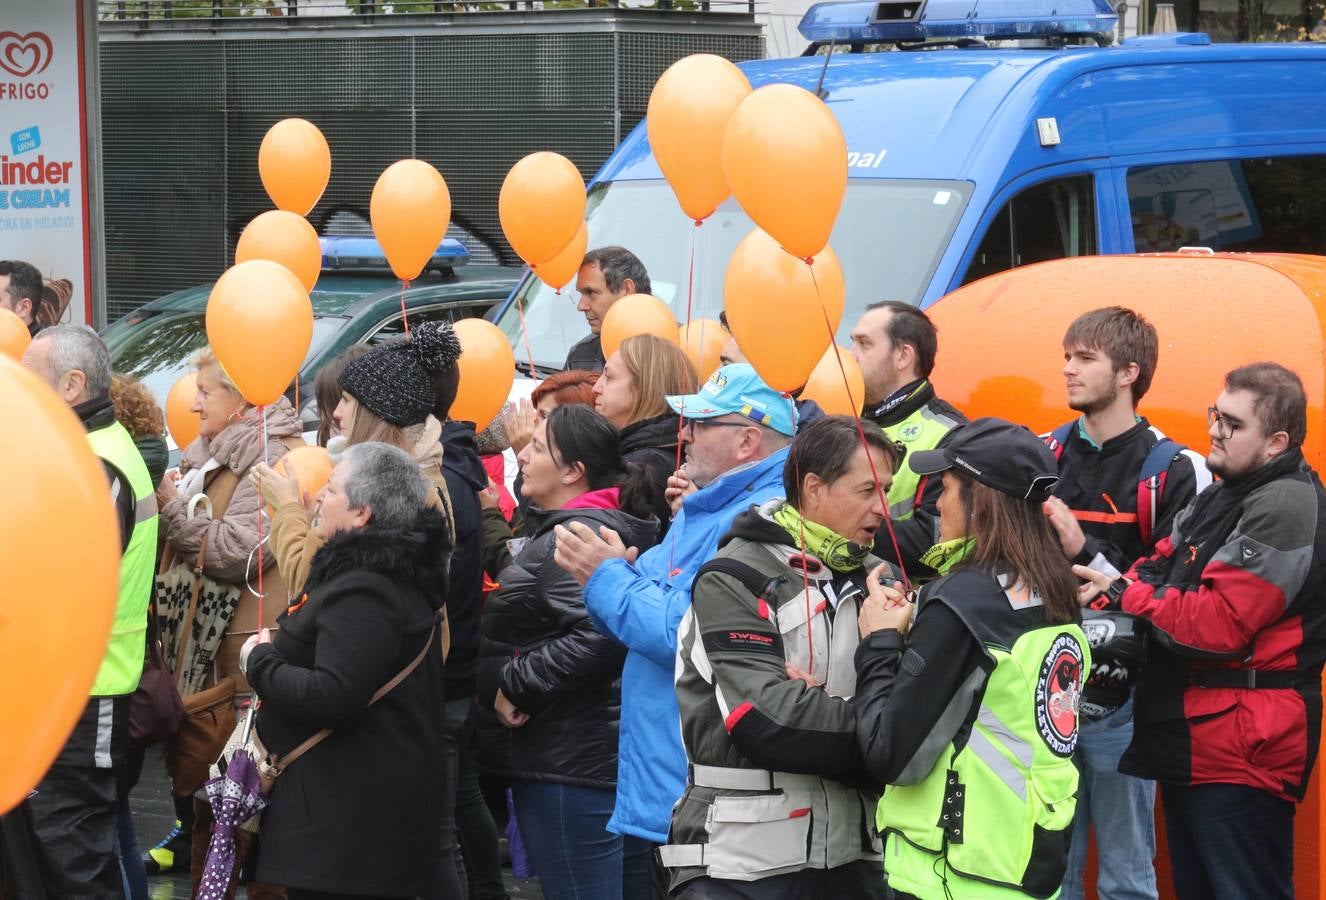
[646,54,850,395]
[1,357,121,814]
[204,119,322,412]
[499,152,587,291]
[245,119,332,293]
[648,54,752,223]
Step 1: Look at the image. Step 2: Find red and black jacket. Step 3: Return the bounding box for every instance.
[1094,448,1326,802]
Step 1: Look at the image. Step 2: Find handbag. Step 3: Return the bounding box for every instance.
[162,530,239,798]
[127,600,186,749]
[250,619,438,796]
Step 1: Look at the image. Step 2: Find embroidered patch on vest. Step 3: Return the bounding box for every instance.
[1035,634,1084,756]
[901,648,926,676]
[702,629,784,657]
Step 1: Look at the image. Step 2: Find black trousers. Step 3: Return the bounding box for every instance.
[26,696,130,899]
[1161,782,1296,900]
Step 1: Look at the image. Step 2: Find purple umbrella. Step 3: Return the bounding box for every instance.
[197,737,268,900]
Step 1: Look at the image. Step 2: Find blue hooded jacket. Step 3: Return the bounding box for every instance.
[583,445,791,842]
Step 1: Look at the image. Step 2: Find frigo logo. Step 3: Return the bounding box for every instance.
[0,31,53,79]
[0,30,54,99]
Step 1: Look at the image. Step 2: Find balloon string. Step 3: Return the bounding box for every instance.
[515,293,537,378]
[789,394,814,676]
[400,280,411,337]
[805,260,911,592]
[674,221,700,475]
[256,404,267,629]
[668,221,702,576]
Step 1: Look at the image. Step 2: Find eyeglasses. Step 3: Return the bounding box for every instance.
[1207,406,1243,440]
[682,417,754,434]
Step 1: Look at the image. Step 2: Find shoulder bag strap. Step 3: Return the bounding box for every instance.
[172,531,211,686]
[270,619,438,774]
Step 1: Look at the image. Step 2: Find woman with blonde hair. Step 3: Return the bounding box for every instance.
[592,334,699,528]
[147,345,304,887]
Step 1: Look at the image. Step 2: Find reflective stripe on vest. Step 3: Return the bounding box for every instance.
[877,623,1089,900]
[86,421,159,697]
[881,403,963,521]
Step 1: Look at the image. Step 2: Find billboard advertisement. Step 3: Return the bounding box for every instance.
[0,1,97,327]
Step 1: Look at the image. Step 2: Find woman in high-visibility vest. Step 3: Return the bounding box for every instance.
[854,417,1090,900]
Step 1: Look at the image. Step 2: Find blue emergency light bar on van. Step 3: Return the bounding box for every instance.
[798,0,1117,43]
[319,236,470,272]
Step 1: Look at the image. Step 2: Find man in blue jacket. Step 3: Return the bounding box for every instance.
[554,364,796,899]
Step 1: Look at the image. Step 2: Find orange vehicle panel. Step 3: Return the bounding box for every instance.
[927,252,1326,898]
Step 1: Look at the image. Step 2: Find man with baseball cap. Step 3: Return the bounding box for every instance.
[553,363,795,897]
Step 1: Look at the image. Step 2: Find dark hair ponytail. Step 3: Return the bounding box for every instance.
[546,405,658,522]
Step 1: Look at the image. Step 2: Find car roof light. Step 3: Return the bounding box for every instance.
[798,0,1118,43]
[319,236,470,272]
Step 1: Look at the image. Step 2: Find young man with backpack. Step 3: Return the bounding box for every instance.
[1041,307,1210,900]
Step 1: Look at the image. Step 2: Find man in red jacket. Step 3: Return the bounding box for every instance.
[1076,362,1326,900]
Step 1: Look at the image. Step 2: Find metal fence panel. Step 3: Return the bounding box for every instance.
[99,14,762,318]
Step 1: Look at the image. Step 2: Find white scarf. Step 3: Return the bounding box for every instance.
[178,456,223,500]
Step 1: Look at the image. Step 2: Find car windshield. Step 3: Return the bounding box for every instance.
[496,178,970,370]
[111,313,345,404]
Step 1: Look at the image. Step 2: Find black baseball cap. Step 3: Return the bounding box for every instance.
[909,417,1059,502]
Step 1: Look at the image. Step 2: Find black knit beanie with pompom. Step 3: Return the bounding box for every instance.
[338,321,463,427]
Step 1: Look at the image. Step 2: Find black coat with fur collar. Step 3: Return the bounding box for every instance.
[247,506,450,896]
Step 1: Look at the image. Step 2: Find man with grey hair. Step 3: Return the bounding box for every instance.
[15,324,159,893]
[565,245,653,372]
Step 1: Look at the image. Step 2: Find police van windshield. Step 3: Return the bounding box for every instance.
[496,178,970,371]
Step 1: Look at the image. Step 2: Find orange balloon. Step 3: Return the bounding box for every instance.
[928,253,1326,467]
[499,152,586,267]
[801,345,865,416]
[258,118,331,217]
[271,445,330,513]
[723,227,844,392]
[535,222,589,293]
[205,260,314,406]
[0,356,120,814]
[721,84,848,261]
[371,160,453,282]
[235,210,321,293]
[600,294,680,360]
[647,54,752,222]
[679,318,727,381]
[0,308,30,360]
[452,318,516,430]
[165,372,200,451]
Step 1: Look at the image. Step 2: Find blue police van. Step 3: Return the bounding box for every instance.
[492,0,1326,374]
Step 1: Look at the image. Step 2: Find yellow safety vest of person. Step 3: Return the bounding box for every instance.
[86,421,159,697]
[877,569,1090,900]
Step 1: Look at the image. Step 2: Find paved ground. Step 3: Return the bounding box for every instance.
[130,748,543,899]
